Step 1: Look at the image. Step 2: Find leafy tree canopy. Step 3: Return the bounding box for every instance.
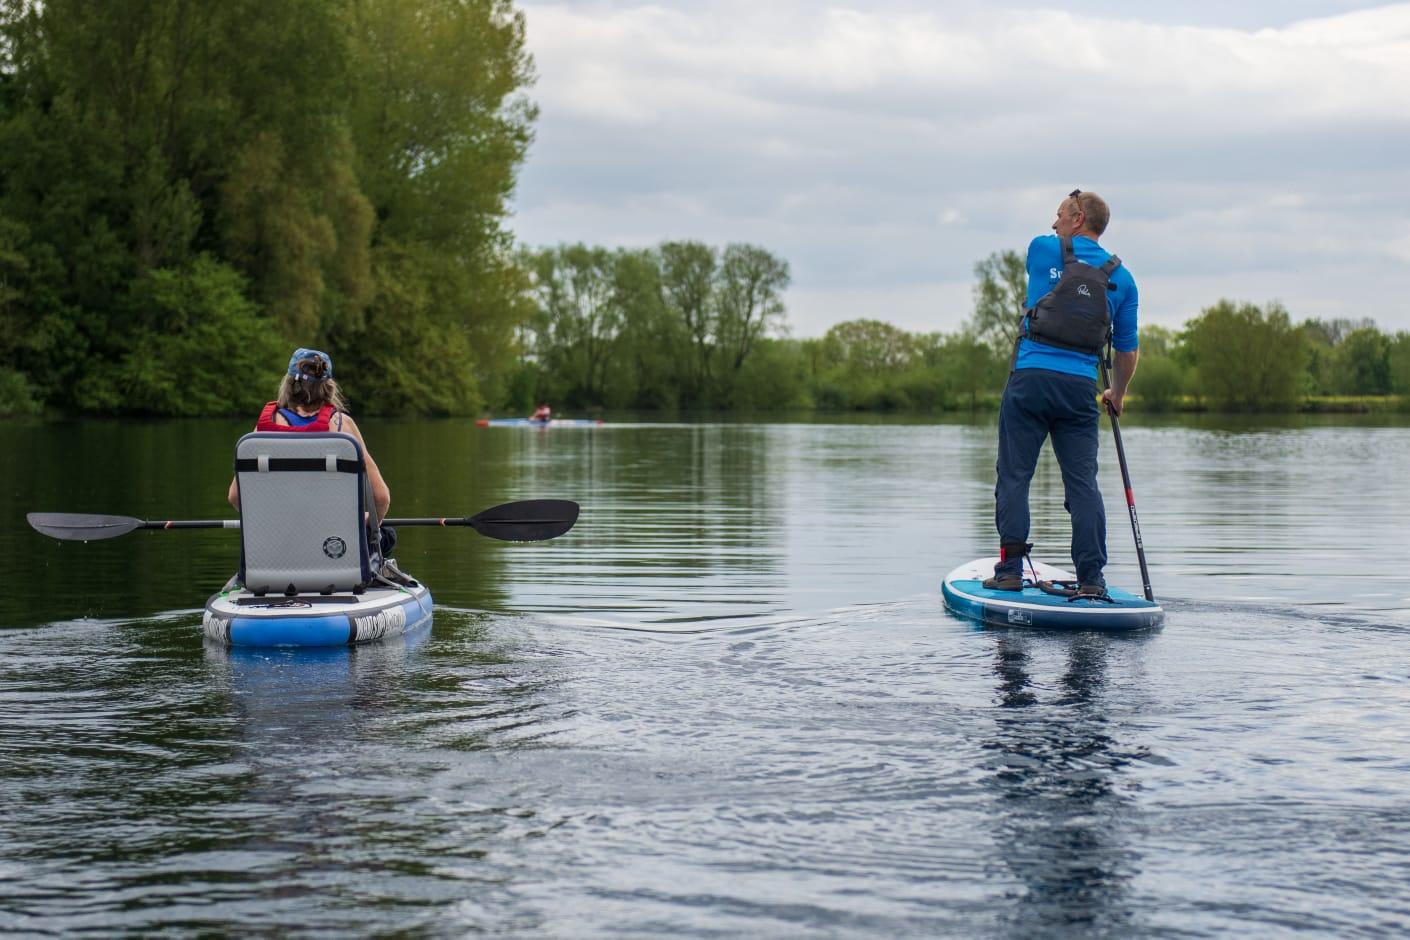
[0,0,534,415]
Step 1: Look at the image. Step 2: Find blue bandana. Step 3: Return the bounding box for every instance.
[287,348,333,381]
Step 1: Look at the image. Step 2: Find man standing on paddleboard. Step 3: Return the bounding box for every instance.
[986,190,1140,599]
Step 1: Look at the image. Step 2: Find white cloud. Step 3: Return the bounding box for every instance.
[1386,229,1410,266]
[514,1,1410,335]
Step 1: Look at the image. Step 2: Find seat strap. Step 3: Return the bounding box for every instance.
[235,457,363,473]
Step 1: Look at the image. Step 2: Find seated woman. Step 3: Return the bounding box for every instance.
[227,348,395,560]
[529,402,552,423]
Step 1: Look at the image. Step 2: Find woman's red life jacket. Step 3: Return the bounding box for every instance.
[255,401,337,432]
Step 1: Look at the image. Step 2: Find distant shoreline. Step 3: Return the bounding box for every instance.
[5,394,1407,422]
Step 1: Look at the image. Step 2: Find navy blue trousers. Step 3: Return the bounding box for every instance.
[993,369,1106,585]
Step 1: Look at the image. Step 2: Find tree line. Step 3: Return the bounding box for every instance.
[510,245,1410,415]
[510,241,1015,413]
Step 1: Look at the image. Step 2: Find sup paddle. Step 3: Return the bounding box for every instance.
[27,499,580,544]
[1098,350,1155,602]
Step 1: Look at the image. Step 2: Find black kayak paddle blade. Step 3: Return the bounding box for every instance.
[466,499,579,542]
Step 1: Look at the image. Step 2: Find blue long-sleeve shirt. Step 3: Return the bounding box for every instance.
[1014,234,1139,378]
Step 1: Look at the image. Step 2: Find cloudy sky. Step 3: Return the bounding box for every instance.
[511,1,1410,337]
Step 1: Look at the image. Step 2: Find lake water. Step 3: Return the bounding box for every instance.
[2,414,1409,936]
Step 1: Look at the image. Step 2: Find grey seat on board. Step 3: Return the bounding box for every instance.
[234,432,375,595]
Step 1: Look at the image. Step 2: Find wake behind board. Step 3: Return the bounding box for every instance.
[942,558,1163,631]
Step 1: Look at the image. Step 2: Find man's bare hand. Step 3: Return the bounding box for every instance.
[1101,387,1124,416]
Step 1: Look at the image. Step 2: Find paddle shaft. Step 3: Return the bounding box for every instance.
[383,516,562,528]
[1100,352,1155,602]
[137,519,240,530]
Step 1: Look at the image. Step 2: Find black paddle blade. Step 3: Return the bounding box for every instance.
[27,512,144,541]
[467,499,580,542]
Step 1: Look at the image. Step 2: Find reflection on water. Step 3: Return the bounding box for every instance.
[205,628,431,738]
[988,634,1143,936]
[499,424,789,624]
[2,416,1410,934]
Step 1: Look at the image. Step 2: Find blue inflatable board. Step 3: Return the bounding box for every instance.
[204,578,433,647]
[942,558,1163,631]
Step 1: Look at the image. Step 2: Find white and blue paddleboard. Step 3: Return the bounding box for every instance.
[942,558,1163,631]
[203,577,433,647]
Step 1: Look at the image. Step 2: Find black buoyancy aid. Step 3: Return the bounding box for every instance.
[1021,236,1122,356]
[255,401,337,432]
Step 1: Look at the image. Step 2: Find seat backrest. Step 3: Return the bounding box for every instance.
[235,432,371,594]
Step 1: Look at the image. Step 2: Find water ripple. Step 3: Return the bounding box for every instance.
[4,420,1410,934]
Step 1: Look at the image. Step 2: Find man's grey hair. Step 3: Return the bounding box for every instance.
[1072,191,1110,236]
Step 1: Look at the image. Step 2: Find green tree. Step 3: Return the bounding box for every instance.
[1138,324,1178,357]
[1134,355,1186,412]
[1301,317,1379,395]
[715,244,790,402]
[659,241,718,405]
[821,319,918,374]
[341,0,535,411]
[969,249,1027,351]
[350,242,488,415]
[522,244,622,406]
[927,331,1003,409]
[1127,324,1187,411]
[75,257,286,415]
[1390,332,1410,396]
[1182,300,1307,410]
[610,248,685,409]
[1302,317,1376,346]
[812,319,908,408]
[1332,326,1391,395]
[1300,322,1335,395]
[730,338,810,411]
[0,213,35,413]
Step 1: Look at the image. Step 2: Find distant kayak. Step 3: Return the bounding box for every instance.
[941,557,1163,631]
[475,418,604,428]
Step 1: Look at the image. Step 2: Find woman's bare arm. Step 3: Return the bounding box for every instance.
[339,415,391,523]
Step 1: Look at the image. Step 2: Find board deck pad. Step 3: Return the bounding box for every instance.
[942,557,1163,631]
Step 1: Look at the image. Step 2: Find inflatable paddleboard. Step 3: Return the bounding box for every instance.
[942,558,1163,631]
[203,576,433,647]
